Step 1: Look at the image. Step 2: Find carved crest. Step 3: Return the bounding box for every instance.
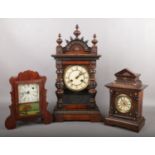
[10,70,45,84]
[106,68,147,90]
[56,25,97,54]
[115,68,140,79]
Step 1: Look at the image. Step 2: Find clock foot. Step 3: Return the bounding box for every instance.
[5,116,16,130]
[104,116,145,132]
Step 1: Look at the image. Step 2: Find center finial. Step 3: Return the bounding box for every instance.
[73,24,81,38]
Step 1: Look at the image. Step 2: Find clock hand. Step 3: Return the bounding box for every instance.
[68,79,73,83]
[81,79,86,83]
[26,91,30,94]
[75,72,84,79]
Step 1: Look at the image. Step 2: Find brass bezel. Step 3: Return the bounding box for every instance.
[115,94,132,113]
[63,65,90,92]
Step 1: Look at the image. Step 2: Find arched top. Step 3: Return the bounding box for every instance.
[10,70,46,84]
[63,38,91,53]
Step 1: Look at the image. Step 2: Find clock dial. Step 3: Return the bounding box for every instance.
[18,84,39,103]
[115,94,132,113]
[64,65,89,91]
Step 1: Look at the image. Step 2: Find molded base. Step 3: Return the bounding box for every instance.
[54,106,103,122]
[104,116,145,132]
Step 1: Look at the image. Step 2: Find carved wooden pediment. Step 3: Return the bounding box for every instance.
[10,70,45,85]
[105,68,147,90]
[64,38,90,52]
[55,25,98,55]
[115,68,140,79]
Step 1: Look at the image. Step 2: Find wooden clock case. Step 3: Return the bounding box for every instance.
[5,70,53,129]
[52,25,103,122]
[104,68,147,132]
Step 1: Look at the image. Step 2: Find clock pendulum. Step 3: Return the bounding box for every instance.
[104,68,147,132]
[52,25,103,122]
[5,70,53,129]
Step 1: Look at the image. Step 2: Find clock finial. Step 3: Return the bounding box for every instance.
[56,33,62,45]
[73,24,81,38]
[92,34,98,46]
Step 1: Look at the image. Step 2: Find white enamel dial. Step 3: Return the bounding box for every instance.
[115,94,132,113]
[18,84,39,103]
[64,65,89,91]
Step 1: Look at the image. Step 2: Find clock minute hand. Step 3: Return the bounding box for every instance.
[75,72,83,79]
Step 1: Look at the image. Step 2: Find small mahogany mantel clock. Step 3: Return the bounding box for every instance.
[52,25,103,122]
[5,70,52,129]
[104,68,147,132]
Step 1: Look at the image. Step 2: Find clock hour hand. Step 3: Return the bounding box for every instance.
[81,79,86,83]
[68,79,73,83]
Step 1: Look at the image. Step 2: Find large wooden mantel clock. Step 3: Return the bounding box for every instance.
[104,68,147,132]
[52,25,103,122]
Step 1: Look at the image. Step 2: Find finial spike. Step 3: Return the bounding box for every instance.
[75,24,79,30]
[56,33,62,45]
[73,24,81,38]
[92,34,98,46]
[58,33,61,38]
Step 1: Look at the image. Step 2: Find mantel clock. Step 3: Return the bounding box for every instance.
[105,68,147,132]
[5,70,53,129]
[52,25,103,122]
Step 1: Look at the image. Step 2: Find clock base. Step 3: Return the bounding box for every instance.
[104,116,145,132]
[5,105,53,130]
[53,107,103,122]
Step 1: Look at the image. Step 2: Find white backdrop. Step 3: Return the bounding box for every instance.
[0,19,154,116]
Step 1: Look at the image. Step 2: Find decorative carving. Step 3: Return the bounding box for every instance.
[91,34,98,54]
[115,68,137,78]
[92,34,97,45]
[57,33,63,45]
[56,34,63,54]
[52,25,102,122]
[55,61,64,108]
[73,24,81,38]
[105,68,147,132]
[88,61,97,107]
[55,25,98,54]
[5,70,53,129]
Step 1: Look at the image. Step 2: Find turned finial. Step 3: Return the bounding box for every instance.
[92,34,98,46]
[73,24,81,38]
[56,33,62,45]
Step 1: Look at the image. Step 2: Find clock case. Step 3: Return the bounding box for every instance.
[52,25,103,122]
[5,70,53,129]
[104,68,147,132]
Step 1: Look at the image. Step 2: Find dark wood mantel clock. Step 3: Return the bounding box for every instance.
[5,70,53,129]
[52,25,103,122]
[104,68,147,132]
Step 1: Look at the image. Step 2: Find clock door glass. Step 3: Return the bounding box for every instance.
[64,65,89,91]
[18,84,40,116]
[115,94,132,113]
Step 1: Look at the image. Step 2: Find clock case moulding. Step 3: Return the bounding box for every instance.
[52,25,103,122]
[5,70,53,129]
[104,68,147,132]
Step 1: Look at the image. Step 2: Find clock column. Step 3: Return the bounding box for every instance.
[88,61,97,108]
[55,61,64,109]
[88,35,98,109]
[52,25,103,122]
[55,34,64,109]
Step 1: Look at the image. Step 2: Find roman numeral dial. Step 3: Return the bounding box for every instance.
[64,65,89,91]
